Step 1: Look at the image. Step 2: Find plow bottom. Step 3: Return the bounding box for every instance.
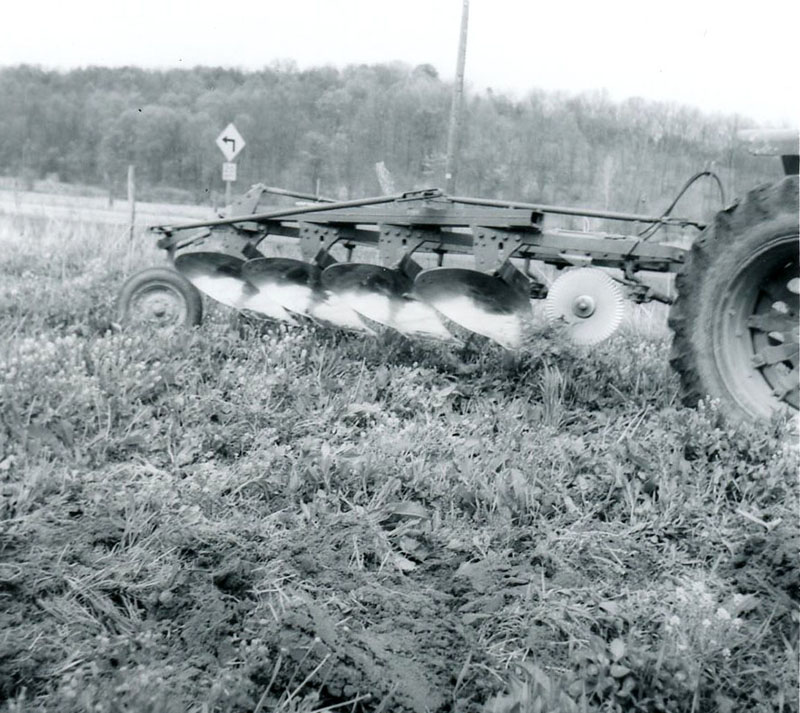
[321,263,453,341]
[166,228,636,350]
[172,249,544,349]
[414,268,531,349]
[241,258,371,331]
[172,252,299,320]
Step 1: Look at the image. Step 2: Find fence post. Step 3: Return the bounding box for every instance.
[127,165,136,244]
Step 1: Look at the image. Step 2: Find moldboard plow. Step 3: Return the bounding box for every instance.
[119,130,799,422]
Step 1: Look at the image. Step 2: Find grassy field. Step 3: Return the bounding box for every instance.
[0,184,214,227]
[0,210,797,713]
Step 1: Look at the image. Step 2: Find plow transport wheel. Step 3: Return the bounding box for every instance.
[117,267,203,328]
[669,175,799,421]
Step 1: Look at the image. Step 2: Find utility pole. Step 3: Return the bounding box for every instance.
[444,0,469,195]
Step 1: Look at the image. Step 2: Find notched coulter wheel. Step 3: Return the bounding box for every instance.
[117,267,203,329]
[669,176,799,421]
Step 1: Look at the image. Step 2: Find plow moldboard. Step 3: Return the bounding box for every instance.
[175,252,297,323]
[414,268,531,349]
[322,263,452,340]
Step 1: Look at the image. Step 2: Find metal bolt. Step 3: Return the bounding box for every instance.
[572,295,596,318]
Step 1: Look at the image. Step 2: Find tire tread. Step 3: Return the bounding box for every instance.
[668,175,799,417]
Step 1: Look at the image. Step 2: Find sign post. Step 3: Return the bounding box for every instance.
[215,123,246,207]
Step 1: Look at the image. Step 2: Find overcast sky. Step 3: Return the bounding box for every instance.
[2,0,798,125]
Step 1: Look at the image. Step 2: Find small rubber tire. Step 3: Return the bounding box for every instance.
[117,266,203,329]
[668,176,799,421]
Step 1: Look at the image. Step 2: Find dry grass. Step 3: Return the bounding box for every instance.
[0,185,214,227]
[0,211,797,713]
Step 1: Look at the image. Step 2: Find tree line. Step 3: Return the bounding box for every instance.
[0,63,784,222]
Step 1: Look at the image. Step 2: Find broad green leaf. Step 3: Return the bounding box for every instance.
[393,554,417,572]
[610,664,630,678]
[609,638,626,661]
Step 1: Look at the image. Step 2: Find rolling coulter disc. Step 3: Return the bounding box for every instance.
[174,252,296,323]
[413,268,531,349]
[322,263,453,341]
[544,267,625,345]
[242,257,372,332]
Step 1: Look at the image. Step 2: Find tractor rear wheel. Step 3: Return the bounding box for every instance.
[117,267,203,329]
[669,176,799,421]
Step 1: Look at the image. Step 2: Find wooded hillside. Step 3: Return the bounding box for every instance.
[0,64,784,220]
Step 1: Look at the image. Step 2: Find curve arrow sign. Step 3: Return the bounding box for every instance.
[216,123,246,162]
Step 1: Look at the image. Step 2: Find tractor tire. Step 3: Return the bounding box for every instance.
[668,175,799,421]
[117,266,203,329]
